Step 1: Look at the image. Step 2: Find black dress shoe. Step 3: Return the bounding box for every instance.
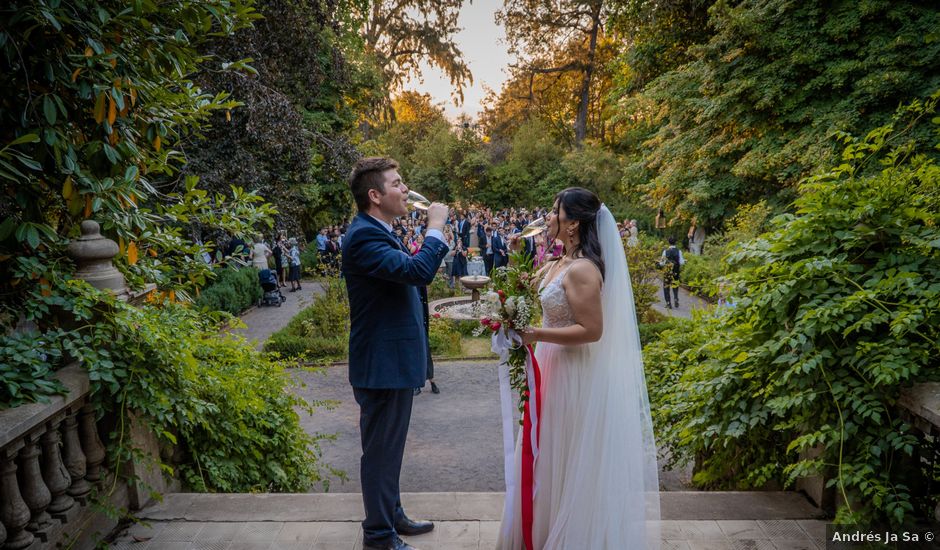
[363,535,419,550]
[395,516,434,536]
[430,382,440,394]
[413,387,422,396]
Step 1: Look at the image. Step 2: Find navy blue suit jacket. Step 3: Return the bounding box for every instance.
[341,212,449,389]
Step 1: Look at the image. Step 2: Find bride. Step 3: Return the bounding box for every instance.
[499,187,660,549]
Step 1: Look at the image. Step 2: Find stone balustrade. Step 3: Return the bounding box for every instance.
[897,382,940,522]
[0,365,109,549]
[1,220,166,549]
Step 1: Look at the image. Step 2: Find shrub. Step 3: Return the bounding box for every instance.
[428,273,458,301]
[265,278,349,360]
[23,281,334,492]
[195,267,262,315]
[428,316,462,357]
[624,235,664,322]
[637,317,681,347]
[647,96,940,525]
[300,248,319,276]
[681,253,723,299]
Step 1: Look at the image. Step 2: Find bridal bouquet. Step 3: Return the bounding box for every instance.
[476,252,540,416]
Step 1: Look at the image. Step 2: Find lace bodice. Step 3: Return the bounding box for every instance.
[539,263,576,328]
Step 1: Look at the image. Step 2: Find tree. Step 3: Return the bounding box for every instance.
[0,0,273,308]
[353,0,472,113]
[497,0,610,145]
[619,0,940,227]
[647,94,940,525]
[187,0,380,235]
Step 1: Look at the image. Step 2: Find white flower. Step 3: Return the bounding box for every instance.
[504,295,517,318]
[483,291,501,304]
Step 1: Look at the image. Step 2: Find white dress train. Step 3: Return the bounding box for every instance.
[497,205,661,550]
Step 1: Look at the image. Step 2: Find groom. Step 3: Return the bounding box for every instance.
[342,157,450,550]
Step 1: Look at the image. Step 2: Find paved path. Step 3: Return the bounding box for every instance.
[231,280,323,349]
[226,279,695,493]
[110,492,828,549]
[651,280,711,319]
[293,359,692,493]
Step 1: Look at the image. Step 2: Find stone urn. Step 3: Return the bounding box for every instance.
[66,220,128,300]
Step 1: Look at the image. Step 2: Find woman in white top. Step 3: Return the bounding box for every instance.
[251,235,272,270]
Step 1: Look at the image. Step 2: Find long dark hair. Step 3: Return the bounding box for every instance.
[552,187,605,280]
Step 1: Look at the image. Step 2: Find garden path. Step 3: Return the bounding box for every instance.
[230,280,324,350]
[652,280,710,319]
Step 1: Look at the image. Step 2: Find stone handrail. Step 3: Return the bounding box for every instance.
[0,365,106,549]
[0,220,165,548]
[897,382,940,522]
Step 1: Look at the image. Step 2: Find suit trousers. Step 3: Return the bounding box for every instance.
[484,254,494,275]
[354,387,414,544]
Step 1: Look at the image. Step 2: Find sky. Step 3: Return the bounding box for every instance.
[402,1,513,122]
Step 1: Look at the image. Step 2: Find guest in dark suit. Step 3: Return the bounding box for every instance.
[482,225,495,275]
[456,213,471,248]
[493,229,509,269]
[342,157,450,550]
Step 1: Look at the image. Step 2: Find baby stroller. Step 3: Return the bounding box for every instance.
[258,269,286,307]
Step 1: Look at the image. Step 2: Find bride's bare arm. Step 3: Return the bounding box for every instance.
[523,261,603,346]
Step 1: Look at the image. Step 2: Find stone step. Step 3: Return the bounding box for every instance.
[139,491,825,523]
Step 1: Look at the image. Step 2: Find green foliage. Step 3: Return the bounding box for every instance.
[680,254,723,299]
[0,0,274,308]
[187,0,374,234]
[300,248,320,276]
[195,266,263,315]
[683,201,778,299]
[5,279,333,492]
[0,329,67,408]
[625,235,665,321]
[637,317,681,347]
[428,274,458,301]
[265,278,349,360]
[428,316,461,357]
[646,97,940,525]
[617,0,940,225]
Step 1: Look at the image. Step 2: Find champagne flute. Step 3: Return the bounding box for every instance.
[518,217,547,238]
[406,190,431,211]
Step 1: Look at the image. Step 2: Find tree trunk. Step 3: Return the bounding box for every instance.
[574,2,602,146]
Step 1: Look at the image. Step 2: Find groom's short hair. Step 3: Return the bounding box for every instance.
[349,157,399,212]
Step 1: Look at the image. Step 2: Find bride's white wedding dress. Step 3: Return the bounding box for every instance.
[497,206,660,550]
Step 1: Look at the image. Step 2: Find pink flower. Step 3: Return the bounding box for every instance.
[481,317,491,326]
[490,321,502,331]
[497,290,506,303]
[433,313,441,319]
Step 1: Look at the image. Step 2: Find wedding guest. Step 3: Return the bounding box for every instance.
[288,238,302,292]
[251,234,272,270]
[626,220,639,248]
[660,236,685,308]
[450,238,468,287]
[273,232,288,286]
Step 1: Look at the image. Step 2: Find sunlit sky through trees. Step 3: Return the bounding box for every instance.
[402,1,511,121]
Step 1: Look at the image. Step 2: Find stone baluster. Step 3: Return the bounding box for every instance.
[41,417,74,519]
[17,433,53,539]
[0,447,34,549]
[79,403,106,484]
[61,408,90,501]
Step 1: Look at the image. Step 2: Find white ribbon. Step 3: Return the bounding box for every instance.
[492,327,542,537]
[492,328,520,495]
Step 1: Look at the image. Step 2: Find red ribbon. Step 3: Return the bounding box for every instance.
[521,344,542,550]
